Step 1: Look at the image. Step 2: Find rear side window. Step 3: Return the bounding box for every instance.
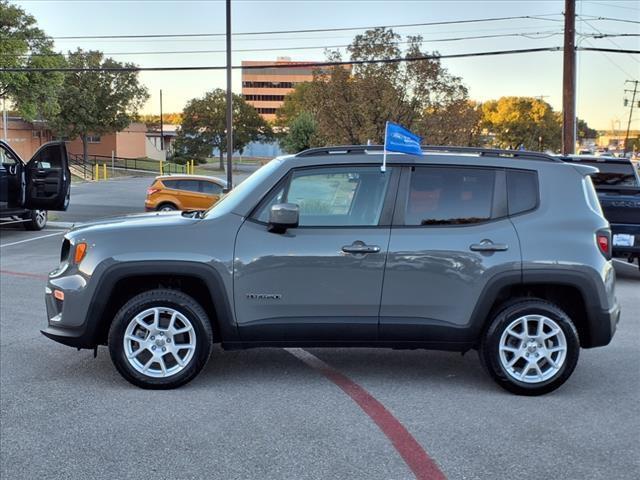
[507,170,538,215]
[200,181,223,195]
[405,167,495,226]
[162,179,179,189]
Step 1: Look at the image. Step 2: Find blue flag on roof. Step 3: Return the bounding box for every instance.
[384,122,423,156]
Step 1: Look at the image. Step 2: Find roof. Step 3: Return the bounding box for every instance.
[559,155,632,164]
[156,174,227,185]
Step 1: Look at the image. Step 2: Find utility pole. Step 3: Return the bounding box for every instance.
[562,0,576,155]
[2,96,7,142]
[623,80,638,155]
[225,0,233,190]
[159,89,164,151]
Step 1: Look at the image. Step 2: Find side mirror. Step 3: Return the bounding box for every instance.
[268,203,299,233]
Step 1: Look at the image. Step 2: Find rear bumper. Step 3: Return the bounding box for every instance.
[586,299,621,348]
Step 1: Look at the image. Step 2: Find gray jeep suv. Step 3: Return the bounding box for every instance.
[42,146,620,395]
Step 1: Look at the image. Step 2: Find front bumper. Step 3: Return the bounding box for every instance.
[42,272,97,349]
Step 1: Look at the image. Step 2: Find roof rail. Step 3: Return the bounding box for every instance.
[295,145,383,157]
[295,144,561,162]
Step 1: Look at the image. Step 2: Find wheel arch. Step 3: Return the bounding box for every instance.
[87,261,237,346]
[470,269,605,348]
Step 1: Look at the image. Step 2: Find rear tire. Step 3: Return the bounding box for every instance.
[156,203,177,212]
[23,210,47,230]
[479,298,580,396]
[108,289,213,389]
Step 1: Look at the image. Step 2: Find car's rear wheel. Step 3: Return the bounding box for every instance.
[157,203,177,212]
[479,299,580,396]
[23,210,47,230]
[108,289,213,389]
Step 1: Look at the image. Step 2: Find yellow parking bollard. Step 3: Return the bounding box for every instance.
[191,160,195,174]
[94,163,99,181]
[103,163,107,180]
[160,161,163,175]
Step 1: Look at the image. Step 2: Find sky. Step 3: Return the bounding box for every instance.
[13,0,640,131]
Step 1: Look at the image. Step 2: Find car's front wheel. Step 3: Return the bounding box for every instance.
[108,289,213,389]
[23,210,47,230]
[479,299,580,396]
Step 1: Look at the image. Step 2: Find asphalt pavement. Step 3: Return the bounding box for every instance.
[0,177,639,479]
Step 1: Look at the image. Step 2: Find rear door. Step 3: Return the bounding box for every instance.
[379,165,521,343]
[176,179,211,209]
[24,142,71,211]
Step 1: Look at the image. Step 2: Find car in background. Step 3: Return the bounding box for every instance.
[144,174,227,212]
[0,140,71,230]
[561,155,640,269]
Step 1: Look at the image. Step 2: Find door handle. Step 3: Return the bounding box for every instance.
[469,240,508,252]
[342,241,381,254]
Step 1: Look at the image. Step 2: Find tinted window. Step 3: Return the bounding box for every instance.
[255,166,391,226]
[200,181,223,195]
[405,167,495,226]
[162,179,179,189]
[507,170,538,215]
[582,161,638,186]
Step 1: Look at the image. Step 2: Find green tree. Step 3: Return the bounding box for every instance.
[50,49,149,162]
[0,0,65,122]
[481,97,561,151]
[577,118,598,139]
[281,112,319,153]
[176,89,272,169]
[280,28,475,146]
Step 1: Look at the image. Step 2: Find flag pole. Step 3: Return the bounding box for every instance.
[381,121,388,173]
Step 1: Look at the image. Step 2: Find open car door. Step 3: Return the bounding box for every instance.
[24,141,71,211]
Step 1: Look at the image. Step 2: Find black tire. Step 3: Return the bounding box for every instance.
[108,289,213,389]
[156,202,177,212]
[479,298,580,396]
[23,210,47,230]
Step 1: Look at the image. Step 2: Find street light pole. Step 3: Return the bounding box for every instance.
[225,0,233,190]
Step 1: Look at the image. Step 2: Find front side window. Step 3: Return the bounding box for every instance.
[200,181,223,195]
[405,167,495,226]
[254,166,392,227]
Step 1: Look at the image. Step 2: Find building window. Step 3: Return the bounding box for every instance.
[243,94,286,102]
[255,108,278,115]
[242,81,296,89]
[86,134,101,143]
[32,130,40,138]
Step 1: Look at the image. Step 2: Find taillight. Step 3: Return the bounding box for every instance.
[147,187,160,196]
[596,229,611,260]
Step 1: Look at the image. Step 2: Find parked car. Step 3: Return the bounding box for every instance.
[42,145,620,395]
[0,140,71,230]
[144,174,227,212]
[561,155,640,269]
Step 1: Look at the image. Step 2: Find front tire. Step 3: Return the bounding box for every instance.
[108,289,213,389]
[23,210,47,230]
[479,299,580,396]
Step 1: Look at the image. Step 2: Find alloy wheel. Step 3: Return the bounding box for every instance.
[123,307,196,378]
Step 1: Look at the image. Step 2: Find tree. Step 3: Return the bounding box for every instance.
[577,118,597,140]
[176,89,272,169]
[50,49,149,162]
[481,97,561,151]
[281,112,319,153]
[0,0,65,122]
[279,28,475,147]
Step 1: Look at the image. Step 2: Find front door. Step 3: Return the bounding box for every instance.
[380,165,521,342]
[234,165,399,342]
[24,142,71,211]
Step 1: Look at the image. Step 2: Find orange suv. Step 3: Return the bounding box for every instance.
[144,175,227,211]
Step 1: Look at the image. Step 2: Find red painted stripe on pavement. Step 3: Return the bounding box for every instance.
[0,269,48,280]
[286,348,446,480]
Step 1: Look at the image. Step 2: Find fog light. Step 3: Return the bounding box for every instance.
[54,290,64,301]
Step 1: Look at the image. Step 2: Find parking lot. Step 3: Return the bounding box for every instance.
[1,177,639,480]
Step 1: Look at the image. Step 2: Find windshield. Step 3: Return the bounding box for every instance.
[204,158,283,218]
[582,161,639,187]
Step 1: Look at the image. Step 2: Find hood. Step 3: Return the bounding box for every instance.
[66,211,199,238]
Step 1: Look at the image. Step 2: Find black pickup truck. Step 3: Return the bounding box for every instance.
[562,155,640,269]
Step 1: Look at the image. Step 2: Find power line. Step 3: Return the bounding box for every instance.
[580,15,640,25]
[0,47,565,73]
[0,14,564,41]
[5,30,566,58]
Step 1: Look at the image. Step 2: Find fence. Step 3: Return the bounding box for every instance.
[68,153,188,180]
